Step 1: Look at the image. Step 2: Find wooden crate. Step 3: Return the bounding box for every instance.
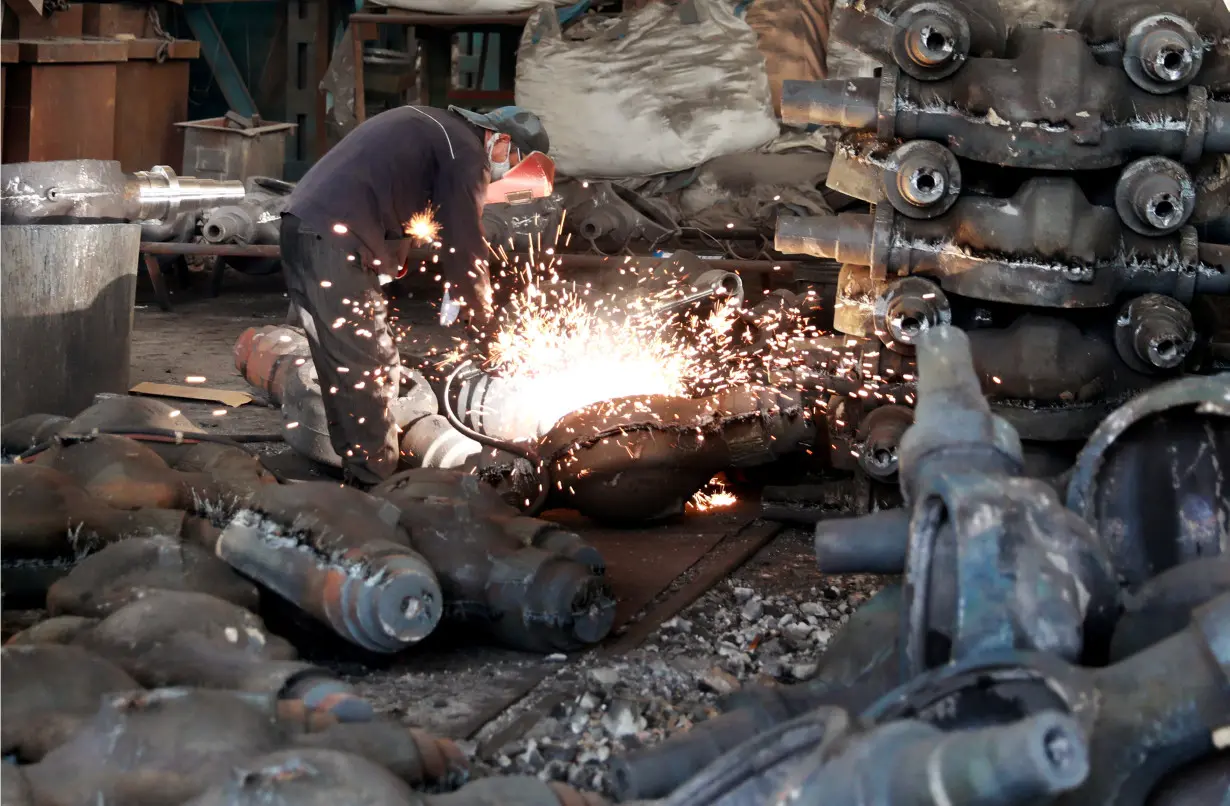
[114,39,200,172]
[3,2,84,38]
[82,3,155,38]
[2,39,128,162]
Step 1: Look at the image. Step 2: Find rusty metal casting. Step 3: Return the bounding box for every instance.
[1113,294,1197,373]
[861,592,1230,806]
[0,644,140,763]
[814,326,1120,678]
[537,387,818,524]
[1066,374,1230,589]
[777,178,1229,309]
[560,180,680,251]
[14,687,467,805]
[0,160,245,224]
[483,192,566,252]
[372,468,616,652]
[830,0,1009,82]
[44,535,259,619]
[213,483,443,653]
[233,325,437,469]
[783,28,1230,171]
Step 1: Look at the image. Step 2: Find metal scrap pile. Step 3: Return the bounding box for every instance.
[771,0,1230,473]
[0,396,618,805]
[608,323,1230,806]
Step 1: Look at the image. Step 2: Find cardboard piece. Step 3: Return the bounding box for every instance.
[129,382,252,408]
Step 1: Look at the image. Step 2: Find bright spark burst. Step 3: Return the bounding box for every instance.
[687,478,738,513]
[404,208,440,244]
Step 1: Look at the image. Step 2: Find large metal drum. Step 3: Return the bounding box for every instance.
[1,223,142,421]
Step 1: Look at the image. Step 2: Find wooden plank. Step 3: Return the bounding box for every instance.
[123,38,201,61]
[15,37,130,64]
[3,62,117,162]
[114,59,190,172]
[1,42,17,64]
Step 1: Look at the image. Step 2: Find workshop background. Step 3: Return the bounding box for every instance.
[3,1,1230,805]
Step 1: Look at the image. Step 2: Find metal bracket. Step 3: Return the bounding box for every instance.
[182,4,259,120]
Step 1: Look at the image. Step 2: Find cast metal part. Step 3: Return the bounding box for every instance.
[372,469,615,653]
[830,0,1008,82]
[781,28,1230,171]
[538,387,817,524]
[775,712,1090,806]
[1123,14,1204,95]
[1066,374,1230,589]
[856,404,914,481]
[1115,157,1196,237]
[862,593,1230,806]
[814,326,1119,679]
[872,277,951,354]
[1113,294,1196,373]
[881,140,962,219]
[212,483,443,653]
[200,177,290,246]
[1,160,245,224]
[776,178,1230,309]
[482,193,565,252]
[562,181,680,250]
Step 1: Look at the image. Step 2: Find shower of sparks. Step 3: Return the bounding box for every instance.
[687,478,738,513]
[404,208,440,244]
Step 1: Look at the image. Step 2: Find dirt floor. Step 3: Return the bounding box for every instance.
[119,267,885,795]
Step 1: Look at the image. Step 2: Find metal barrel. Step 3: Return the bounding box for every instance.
[1,223,142,421]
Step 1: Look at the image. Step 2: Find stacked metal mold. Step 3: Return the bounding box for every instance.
[611,324,1230,806]
[774,0,1230,456]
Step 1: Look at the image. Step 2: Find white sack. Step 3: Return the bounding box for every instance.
[367,0,573,14]
[515,0,780,177]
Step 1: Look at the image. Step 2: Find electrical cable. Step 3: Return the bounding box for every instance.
[441,360,551,516]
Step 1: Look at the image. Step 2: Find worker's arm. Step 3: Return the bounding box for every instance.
[433,155,493,323]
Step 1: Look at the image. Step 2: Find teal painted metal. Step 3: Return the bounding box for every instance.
[183,5,259,119]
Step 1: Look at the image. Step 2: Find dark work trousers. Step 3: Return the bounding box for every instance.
[280,214,400,484]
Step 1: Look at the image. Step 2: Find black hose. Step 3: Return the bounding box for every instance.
[441,361,551,516]
[14,427,266,463]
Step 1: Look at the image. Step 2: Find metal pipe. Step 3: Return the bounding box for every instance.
[781,78,881,130]
[1,161,243,224]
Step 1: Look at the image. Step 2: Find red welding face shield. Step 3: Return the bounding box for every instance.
[485,152,555,205]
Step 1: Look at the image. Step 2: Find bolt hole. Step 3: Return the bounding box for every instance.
[915,172,937,192]
[872,448,894,467]
[1152,198,1176,220]
[924,30,947,52]
[1154,339,1177,360]
[1161,49,1185,72]
[898,316,922,337]
[1043,727,1076,770]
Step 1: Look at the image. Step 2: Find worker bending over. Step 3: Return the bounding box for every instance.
[280,105,551,486]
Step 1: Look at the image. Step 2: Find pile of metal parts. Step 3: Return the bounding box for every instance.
[607,323,1230,806]
[774,0,1230,467]
[0,394,617,656]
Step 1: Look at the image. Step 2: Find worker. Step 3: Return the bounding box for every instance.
[279,105,551,487]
